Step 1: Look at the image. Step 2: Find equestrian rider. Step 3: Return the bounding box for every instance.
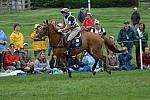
[58,8,80,56]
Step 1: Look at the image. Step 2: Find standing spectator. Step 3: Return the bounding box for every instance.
[10,23,24,50]
[134,22,148,68]
[67,55,83,72]
[19,43,34,73]
[0,30,8,71]
[117,20,135,57]
[31,24,48,58]
[78,7,85,24]
[82,12,95,32]
[33,51,51,74]
[85,8,89,17]
[91,19,106,36]
[50,54,65,72]
[131,7,141,30]
[139,47,150,69]
[3,44,21,71]
[118,47,136,70]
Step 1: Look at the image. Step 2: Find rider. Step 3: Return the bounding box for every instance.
[58,8,80,56]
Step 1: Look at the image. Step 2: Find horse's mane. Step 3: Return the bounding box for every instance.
[47,19,62,35]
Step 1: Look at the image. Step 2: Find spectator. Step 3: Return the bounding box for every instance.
[33,51,51,74]
[131,7,141,30]
[134,22,148,68]
[10,23,24,50]
[118,47,136,70]
[91,19,106,36]
[19,43,34,73]
[82,51,101,72]
[0,30,8,71]
[50,54,65,72]
[67,55,83,72]
[82,12,95,32]
[85,8,89,17]
[117,20,135,57]
[31,24,48,58]
[108,51,119,70]
[78,7,85,24]
[3,44,21,71]
[139,47,150,69]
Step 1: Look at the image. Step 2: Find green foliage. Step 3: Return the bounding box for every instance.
[31,0,139,8]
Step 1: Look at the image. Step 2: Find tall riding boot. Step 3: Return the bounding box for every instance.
[66,40,71,56]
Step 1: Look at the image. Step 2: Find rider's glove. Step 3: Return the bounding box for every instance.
[58,29,64,33]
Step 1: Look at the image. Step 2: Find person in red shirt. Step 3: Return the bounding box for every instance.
[82,12,95,32]
[139,47,150,69]
[3,43,21,71]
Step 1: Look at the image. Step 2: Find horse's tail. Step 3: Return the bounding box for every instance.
[101,35,126,53]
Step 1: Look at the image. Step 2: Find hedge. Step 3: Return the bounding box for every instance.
[31,0,138,8]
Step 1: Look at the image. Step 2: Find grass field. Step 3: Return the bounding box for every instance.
[0,70,150,100]
[0,8,150,100]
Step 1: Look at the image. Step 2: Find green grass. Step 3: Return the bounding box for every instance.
[0,70,150,100]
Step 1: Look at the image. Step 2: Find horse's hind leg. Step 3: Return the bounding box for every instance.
[98,54,111,75]
[87,51,99,76]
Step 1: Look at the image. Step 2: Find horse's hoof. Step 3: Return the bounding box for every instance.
[69,75,72,78]
[92,71,96,76]
[106,70,111,75]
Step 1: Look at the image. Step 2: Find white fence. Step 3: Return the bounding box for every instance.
[0,0,31,14]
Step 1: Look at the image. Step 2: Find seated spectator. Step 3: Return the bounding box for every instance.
[139,47,150,69]
[67,55,83,72]
[0,30,8,71]
[118,47,136,70]
[108,51,119,70]
[82,12,95,32]
[50,54,65,72]
[3,44,21,71]
[82,51,101,72]
[19,43,34,73]
[78,7,85,24]
[91,19,106,36]
[33,51,51,74]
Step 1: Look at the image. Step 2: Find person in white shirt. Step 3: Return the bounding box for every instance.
[91,19,106,36]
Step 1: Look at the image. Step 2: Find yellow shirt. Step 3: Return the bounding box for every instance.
[10,31,24,50]
[31,31,48,51]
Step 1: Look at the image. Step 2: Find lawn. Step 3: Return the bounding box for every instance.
[0,70,150,100]
[0,8,150,100]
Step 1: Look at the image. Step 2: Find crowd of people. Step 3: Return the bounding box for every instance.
[0,7,149,76]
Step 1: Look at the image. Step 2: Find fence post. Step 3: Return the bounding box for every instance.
[140,38,143,70]
[88,0,91,11]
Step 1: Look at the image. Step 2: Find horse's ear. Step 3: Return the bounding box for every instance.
[46,20,48,24]
[43,21,46,24]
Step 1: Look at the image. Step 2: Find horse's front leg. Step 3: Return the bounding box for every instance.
[60,55,72,78]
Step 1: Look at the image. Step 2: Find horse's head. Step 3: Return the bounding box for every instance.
[39,20,57,37]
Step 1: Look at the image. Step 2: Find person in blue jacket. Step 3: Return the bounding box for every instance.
[78,7,85,24]
[0,30,8,71]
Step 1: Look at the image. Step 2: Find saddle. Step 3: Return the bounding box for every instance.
[58,31,83,48]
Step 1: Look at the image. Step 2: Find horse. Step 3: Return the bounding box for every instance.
[40,20,126,78]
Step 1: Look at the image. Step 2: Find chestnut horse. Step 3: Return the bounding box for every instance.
[41,20,125,78]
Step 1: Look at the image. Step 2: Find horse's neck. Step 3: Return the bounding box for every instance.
[49,25,61,46]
